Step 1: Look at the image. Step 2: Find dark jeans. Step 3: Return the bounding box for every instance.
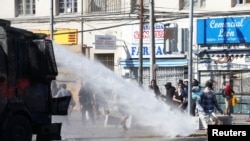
[81,104,95,124]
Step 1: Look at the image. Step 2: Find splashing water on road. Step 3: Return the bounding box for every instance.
[52,43,197,139]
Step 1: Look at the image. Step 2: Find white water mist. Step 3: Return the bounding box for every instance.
[53,43,197,138]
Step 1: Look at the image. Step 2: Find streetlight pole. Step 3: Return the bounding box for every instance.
[149,0,155,81]
[187,0,194,116]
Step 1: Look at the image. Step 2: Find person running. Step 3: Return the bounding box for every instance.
[196,79,224,136]
[111,89,130,131]
[78,81,96,125]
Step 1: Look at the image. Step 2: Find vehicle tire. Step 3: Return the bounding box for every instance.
[2,115,32,141]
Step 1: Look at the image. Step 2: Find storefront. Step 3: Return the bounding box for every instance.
[119,23,190,92]
[196,16,250,114]
[119,45,188,93]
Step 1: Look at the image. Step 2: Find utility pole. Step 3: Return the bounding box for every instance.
[138,0,144,86]
[149,0,155,81]
[50,0,54,40]
[81,0,84,47]
[188,0,194,116]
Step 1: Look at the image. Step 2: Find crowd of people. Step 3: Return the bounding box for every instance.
[149,78,197,115]
[50,77,234,134]
[148,78,236,137]
[51,80,125,129]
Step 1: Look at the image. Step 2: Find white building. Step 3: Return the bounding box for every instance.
[1,0,250,113]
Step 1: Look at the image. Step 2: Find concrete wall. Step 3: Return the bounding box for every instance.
[0,0,15,18]
[36,0,52,16]
[155,0,181,11]
[1,0,250,19]
[206,0,233,10]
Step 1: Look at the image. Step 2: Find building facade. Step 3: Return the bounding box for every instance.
[1,0,250,113]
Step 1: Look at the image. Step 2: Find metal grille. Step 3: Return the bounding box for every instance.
[94,54,114,71]
[156,67,185,94]
[130,67,185,94]
[88,0,122,13]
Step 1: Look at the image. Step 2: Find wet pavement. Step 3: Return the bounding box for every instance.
[49,110,250,140]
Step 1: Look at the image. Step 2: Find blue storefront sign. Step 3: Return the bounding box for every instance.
[197,17,250,44]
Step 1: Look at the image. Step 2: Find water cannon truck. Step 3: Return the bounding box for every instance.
[0,19,71,141]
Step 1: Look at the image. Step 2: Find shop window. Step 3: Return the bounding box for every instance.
[213,54,246,64]
[59,0,77,13]
[88,0,121,13]
[165,27,187,54]
[199,71,250,114]
[17,0,36,16]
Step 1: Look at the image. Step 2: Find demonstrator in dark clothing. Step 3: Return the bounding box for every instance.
[164,82,176,108]
[196,79,223,136]
[78,82,96,124]
[149,79,161,99]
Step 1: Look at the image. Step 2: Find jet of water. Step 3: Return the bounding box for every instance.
[53,43,197,138]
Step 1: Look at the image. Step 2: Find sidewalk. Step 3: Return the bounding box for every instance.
[190,114,250,137]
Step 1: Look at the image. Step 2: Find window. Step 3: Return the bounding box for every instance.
[94,54,114,71]
[17,0,36,16]
[59,0,77,13]
[236,0,250,4]
[182,0,206,8]
[88,0,121,13]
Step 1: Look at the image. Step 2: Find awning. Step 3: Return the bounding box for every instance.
[119,59,188,67]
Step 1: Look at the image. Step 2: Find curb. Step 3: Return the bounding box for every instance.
[188,133,207,137]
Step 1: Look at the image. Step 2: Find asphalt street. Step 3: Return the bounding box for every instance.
[46,110,250,141]
[60,137,207,141]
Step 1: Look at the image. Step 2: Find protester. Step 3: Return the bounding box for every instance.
[149,79,161,99]
[78,81,96,125]
[55,83,75,124]
[191,78,201,116]
[164,82,176,109]
[178,79,188,96]
[172,84,187,113]
[196,79,224,136]
[117,93,129,131]
[55,83,70,97]
[94,90,109,119]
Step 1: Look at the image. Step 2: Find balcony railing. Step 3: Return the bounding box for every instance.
[87,0,122,14]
